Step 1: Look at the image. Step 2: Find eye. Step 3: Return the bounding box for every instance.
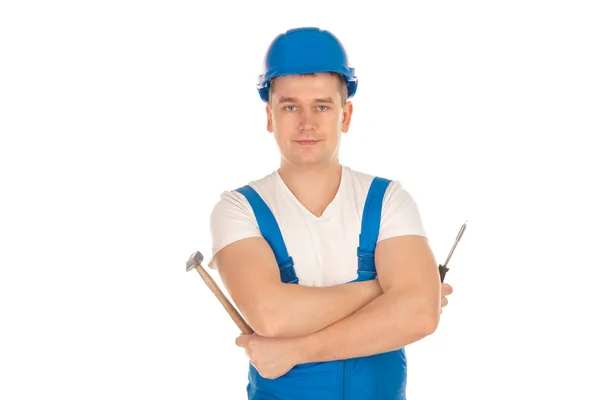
[283,105,296,111]
[317,105,329,111]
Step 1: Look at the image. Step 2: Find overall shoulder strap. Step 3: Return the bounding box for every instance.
[235,185,298,284]
[354,176,392,281]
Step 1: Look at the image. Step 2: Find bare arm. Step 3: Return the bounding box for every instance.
[214,236,383,338]
[295,235,441,362]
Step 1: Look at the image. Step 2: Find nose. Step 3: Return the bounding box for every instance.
[298,109,316,131]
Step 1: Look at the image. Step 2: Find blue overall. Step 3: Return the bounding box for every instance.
[235,177,407,400]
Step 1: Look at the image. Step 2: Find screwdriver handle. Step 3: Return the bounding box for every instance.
[438,265,449,283]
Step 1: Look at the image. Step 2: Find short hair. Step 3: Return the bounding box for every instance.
[268,72,349,105]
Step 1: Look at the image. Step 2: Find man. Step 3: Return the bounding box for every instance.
[208,27,453,399]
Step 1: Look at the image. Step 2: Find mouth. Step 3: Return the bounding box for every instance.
[294,140,321,146]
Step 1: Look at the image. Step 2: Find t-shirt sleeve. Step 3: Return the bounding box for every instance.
[378,181,427,242]
[207,190,262,269]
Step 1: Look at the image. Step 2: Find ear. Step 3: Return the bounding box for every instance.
[266,103,273,132]
[341,101,353,133]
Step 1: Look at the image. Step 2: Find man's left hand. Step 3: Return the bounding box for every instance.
[441,282,453,312]
[235,333,302,379]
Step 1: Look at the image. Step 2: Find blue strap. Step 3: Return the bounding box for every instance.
[353,177,392,282]
[235,185,298,284]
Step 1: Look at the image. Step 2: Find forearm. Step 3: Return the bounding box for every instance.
[264,279,383,337]
[297,289,440,362]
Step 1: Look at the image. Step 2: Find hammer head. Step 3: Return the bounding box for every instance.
[186,251,204,272]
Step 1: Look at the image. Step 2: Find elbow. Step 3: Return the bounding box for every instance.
[419,312,440,336]
[418,299,441,336]
[243,285,291,337]
[251,317,280,338]
[407,304,440,338]
[400,313,438,344]
[247,306,286,338]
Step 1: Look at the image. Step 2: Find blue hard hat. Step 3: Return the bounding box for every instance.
[257,27,358,102]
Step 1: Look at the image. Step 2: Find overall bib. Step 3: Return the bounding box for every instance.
[235,177,407,400]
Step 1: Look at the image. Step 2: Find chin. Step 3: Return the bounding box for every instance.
[287,155,336,167]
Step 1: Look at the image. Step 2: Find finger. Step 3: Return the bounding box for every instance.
[235,334,251,348]
[441,297,448,308]
[441,283,453,295]
[441,283,453,297]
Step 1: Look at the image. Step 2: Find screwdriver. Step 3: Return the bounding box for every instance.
[438,221,467,283]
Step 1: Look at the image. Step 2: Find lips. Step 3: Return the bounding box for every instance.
[295,140,320,145]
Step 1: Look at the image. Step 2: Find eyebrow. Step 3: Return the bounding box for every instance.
[277,96,335,104]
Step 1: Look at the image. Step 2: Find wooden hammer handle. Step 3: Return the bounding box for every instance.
[194,264,254,334]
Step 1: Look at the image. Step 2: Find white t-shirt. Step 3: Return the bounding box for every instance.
[208,165,427,288]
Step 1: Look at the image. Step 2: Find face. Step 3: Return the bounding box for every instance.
[266,73,353,169]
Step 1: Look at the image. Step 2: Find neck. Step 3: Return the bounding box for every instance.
[277,162,343,216]
[278,161,342,187]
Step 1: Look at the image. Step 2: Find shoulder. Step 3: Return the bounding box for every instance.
[210,170,280,218]
[343,165,412,203]
[343,165,427,239]
[342,166,379,192]
[207,171,280,268]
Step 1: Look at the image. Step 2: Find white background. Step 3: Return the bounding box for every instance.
[1,1,599,399]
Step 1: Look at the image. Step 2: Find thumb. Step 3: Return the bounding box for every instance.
[235,334,252,348]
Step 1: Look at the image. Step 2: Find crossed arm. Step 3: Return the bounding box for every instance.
[214,236,384,338]
[214,233,441,360]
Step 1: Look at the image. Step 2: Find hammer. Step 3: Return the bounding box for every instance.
[186,251,254,334]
